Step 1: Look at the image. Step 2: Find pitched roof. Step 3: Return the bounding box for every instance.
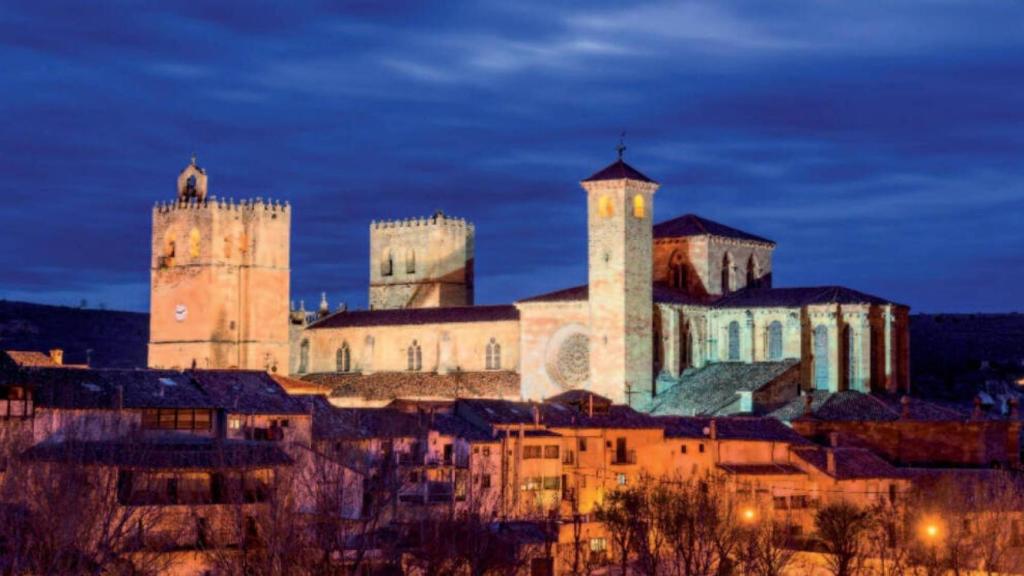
[770,390,968,422]
[654,214,774,244]
[308,305,519,329]
[792,446,906,480]
[456,398,664,430]
[304,371,520,402]
[301,396,426,440]
[20,367,305,414]
[2,351,60,368]
[517,283,709,306]
[657,415,811,444]
[643,360,800,416]
[716,463,805,476]
[20,439,292,470]
[582,159,656,184]
[714,286,898,309]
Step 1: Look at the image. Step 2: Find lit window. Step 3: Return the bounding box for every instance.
[228,416,242,430]
[616,473,627,486]
[598,196,614,218]
[632,194,645,218]
[189,228,201,258]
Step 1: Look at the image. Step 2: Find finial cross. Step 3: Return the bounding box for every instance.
[616,131,627,160]
[190,152,197,166]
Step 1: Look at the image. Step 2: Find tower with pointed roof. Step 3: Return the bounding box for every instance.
[149,156,291,372]
[581,157,659,404]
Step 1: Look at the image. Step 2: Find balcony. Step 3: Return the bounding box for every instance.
[610,449,636,466]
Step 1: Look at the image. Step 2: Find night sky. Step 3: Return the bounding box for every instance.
[2,1,1022,314]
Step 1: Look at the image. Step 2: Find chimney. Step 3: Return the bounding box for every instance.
[709,418,718,440]
[826,449,836,476]
[588,393,594,418]
[829,431,840,448]
[49,349,63,366]
[900,395,911,419]
[803,393,814,418]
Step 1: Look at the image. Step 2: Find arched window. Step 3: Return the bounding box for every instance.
[598,196,614,218]
[299,340,310,374]
[486,338,501,370]
[632,194,645,219]
[845,325,857,390]
[405,249,416,274]
[336,343,351,373]
[680,320,692,371]
[381,249,393,277]
[768,321,783,361]
[727,321,740,361]
[721,253,733,295]
[407,340,422,371]
[669,252,687,290]
[813,325,829,390]
[188,228,201,259]
[746,255,757,288]
[652,310,663,374]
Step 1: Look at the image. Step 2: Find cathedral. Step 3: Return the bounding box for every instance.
[148,154,910,415]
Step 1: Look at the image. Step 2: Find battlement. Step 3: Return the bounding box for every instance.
[370,211,473,231]
[153,196,291,215]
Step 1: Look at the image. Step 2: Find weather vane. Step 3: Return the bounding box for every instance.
[616,131,627,159]
[190,151,197,166]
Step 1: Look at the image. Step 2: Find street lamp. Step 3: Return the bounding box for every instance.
[742,507,757,524]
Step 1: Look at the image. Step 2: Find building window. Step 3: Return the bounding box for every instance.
[680,319,693,371]
[616,473,627,486]
[698,443,705,453]
[298,340,309,374]
[598,195,614,218]
[336,343,351,373]
[578,438,587,452]
[845,325,857,390]
[632,194,645,219]
[728,321,740,361]
[813,325,829,390]
[481,474,491,489]
[405,249,415,274]
[680,444,687,454]
[768,321,783,361]
[228,415,242,430]
[542,476,561,491]
[486,338,501,370]
[721,253,733,294]
[142,408,213,431]
[544,445,560,459]
[523,446,542,459]
[746,255,757,288]
[407,340,422,371]
[381,249,393,277]
[671,263,687,290]
[189,228,201,259]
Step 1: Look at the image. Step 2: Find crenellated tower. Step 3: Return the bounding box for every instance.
[582,157,659,404]
[148,156,291,372]
[368,211,474,310]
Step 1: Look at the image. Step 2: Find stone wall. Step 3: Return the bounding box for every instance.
[517,300,591,400]
[706,237,774,295]
[300,319,519,375]
[368,214,474,310]
[149,198,290,372]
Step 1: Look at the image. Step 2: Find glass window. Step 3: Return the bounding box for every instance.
[728,321,741,361]
[632,194,645,218]
[814,325,830,390]
[543,445,560,459]
[768,321,783,361]
[523,446,542,459]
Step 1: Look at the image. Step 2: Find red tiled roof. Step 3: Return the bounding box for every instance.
[654,214,774,245]
[582,159,657,184]
[793,446,906,480]
[714,286,899,308]
[518,283,708,305]
[308,305,519,329]
[716,463,805,476]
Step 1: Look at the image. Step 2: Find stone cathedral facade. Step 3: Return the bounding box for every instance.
[148,155,910,414]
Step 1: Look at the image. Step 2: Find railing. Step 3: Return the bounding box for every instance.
[611,449,636,465]
[0,399,33,419]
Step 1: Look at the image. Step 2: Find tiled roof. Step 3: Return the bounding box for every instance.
[518,283,709,306]
[792,446,905,480]
[300,396,426,440]
[457,398,664,430]
[19,367,304,414]
[582,159,656,184]
[714,286,897,309]
[654,214,774,245]
[771,391,968,422]
[308,305,519,329]
[2,351,59,367]
[658,415,812,445]
[20,439,292,470]
[305,371,520,402]
[716,463,804,476]
[643,360,800,416]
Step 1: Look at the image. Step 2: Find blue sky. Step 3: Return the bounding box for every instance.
[1,1,1022,313]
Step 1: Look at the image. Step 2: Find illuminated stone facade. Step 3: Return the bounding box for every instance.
[148,158,290,372]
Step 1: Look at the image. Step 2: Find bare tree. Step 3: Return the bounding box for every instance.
[814,501,871,576]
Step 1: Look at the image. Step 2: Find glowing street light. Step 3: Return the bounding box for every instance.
[742,507,757,524]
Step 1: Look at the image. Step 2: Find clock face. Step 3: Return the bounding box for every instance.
[174,304,188,322]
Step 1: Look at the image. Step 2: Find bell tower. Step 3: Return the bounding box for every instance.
[581,152,659,404]
[148,156,291,372]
